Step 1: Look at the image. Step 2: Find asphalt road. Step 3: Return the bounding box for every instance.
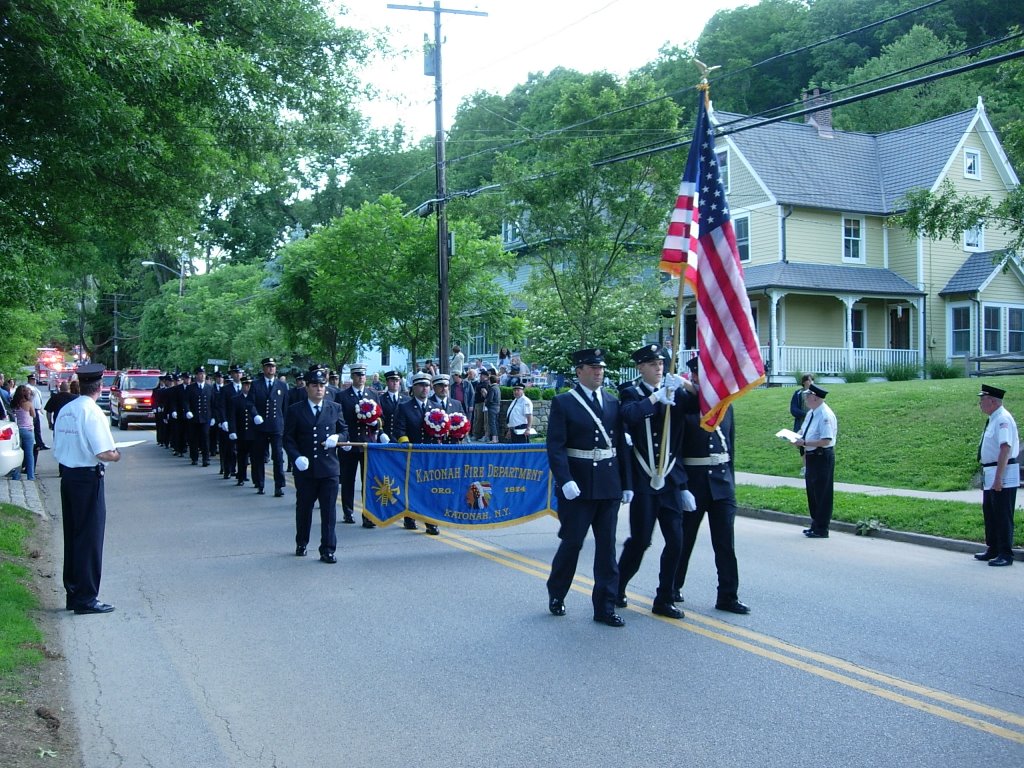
[35,430,1024,768]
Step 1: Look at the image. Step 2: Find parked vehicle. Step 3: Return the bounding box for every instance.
[0,419,23,478]
[108,369,162,429]
[97,371,118,412]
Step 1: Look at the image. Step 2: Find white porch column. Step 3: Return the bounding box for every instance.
[841,295,862,371]
[768,289,783,379]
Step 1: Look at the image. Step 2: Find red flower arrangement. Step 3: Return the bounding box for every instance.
[423,407,450,439]
[447,411,471,441]
[356,398,382,427]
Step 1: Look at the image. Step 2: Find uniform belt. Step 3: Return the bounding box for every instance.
[566,447,616,461]
[982,458,1018,467]
[681,453,730,466]
[59,464,104,476]
[806,447,834,455]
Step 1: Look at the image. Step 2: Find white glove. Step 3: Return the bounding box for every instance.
[324,434,339,449]
[220,422,229,431]
[295,456,309,471]
[681,489,697,512]
[624,431,633,447]
[253,415,264,425]
[171,411,178,419]
[656,387,675,406]
[186,411,194,420]
[379,432,390,444]
[209,418,216,427]
[341,444,352,452]
[664,372,684,392]
[229,433,237,441]
[561,480,581,500]
[621,490,634,504]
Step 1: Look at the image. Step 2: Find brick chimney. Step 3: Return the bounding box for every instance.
[802,87,833,138]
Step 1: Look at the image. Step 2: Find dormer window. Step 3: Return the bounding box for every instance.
[965,224,984,251]
[964,148,981,180]
[502,220,522,245]
[716,149,730,193]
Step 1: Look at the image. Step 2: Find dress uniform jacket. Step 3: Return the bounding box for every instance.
[428,395,466,444]
[619,380,688,496]
[283,399,348,479]
[186,381,215,421]
[379,390,409,439]
[339,386,380,443]
[546,386,630,501]
[248,377,287,434]
[396,398,435,443]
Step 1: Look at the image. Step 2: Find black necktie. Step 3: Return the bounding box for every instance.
[314,405,320,419]
[592,390,602,415]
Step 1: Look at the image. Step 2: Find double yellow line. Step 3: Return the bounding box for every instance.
[438,529,1024,745]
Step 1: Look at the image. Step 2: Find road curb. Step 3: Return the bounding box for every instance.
[737,505,1023,561]
[1,477,49,520]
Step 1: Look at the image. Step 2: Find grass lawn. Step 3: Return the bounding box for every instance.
[731,376,1000,491]
[0,504,42,677]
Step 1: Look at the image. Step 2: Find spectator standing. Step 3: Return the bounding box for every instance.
[497,347,512,370]
[26,373,48,450]
[44,381,77,447]
[790,374,814,477]
[9,385,36,480]
[486,372,501,443]
[504,383,533,443]
[450,345,465,375]
[795,384,837,538]
[975,384,1019,567]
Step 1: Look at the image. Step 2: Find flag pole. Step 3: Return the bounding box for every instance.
[652,70,716,490]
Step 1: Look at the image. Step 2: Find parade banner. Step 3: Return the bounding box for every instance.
[361,443,556,529]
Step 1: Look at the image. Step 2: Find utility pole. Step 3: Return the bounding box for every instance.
[388,1,487,374]
[113,293,119,370]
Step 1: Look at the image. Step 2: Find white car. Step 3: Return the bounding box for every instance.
[0,418,24,478]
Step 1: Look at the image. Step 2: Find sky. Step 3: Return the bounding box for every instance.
[341,0,749,140]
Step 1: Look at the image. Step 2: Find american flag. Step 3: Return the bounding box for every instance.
[660,121,699,289]
[664,91,765,430]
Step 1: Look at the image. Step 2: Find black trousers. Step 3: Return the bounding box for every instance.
[339,444,368,520]
[60,465,107,608]
[982,486,1017,558]
[251,431,285,491]
[547,496,620,617]
[188,420,210,463]
[617,489,683,604]
[675,490,740,602]
[219,428,235,475]
[295,474,340,555]
[804,448,835,534]
[235,439,252,482]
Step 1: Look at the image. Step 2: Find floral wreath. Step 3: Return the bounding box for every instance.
[356,398,382,427]
[447,411,471,441]
[423,407,450,438]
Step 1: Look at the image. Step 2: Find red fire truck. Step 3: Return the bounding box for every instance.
[34,348,65,387]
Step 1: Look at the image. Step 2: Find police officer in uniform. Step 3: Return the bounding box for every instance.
[284,367,349,563]
[248,357,288,496]
[228,375,257,486]
[975,384,1019,567]
[54,364,121,614]
[171,371,190,457]
[186,366,215,466]
[674,356,750,614]
[396,371,441,534]
[545,349,631,627]
[795,383,837,539]
[218,365,243,479]
[616,344,688,620]
[338,364,379,527]
[380,370,417,530]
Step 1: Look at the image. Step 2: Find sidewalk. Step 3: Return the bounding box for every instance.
[1,477,47,518]
[736,471,1023,560]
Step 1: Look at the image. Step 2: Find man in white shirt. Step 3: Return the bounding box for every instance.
[975,384,1019,566]
[26,373,48,449]
[795,384,837,539]
[504,383,533,443]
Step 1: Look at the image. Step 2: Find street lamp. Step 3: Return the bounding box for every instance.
[141,258,185,296]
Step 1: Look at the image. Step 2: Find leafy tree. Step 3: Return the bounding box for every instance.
[493,72,680,369]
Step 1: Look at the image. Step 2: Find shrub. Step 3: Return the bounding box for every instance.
[927,361,963,379]
[841,367,870,383]
[883,362,921,381]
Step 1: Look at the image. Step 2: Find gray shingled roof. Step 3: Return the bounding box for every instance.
[939,250,1005,295]
[714,108,976,215]
[742,262,924,296]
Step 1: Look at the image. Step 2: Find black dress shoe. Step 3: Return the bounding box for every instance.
[256,487,265,495]
[191,460,198,466]
[425,524,440,535]
[342,515,356,524]
[236,479,245,486]
[671,590,683,603]
[804,530,828,538]
[593,613,625,627]
[202,461,210,467]
[989,556,1014,567]
[38,444,49,450]
[715,599,751,614]
[974,551,997,561]
[362,517,376,529]
[296,545,307,557]
[320,552,337,564]
[548,598,566,616]
[274,488,285,498]
[74,601,115,615]
[403,518,418,530]
[652,602,684,619]
[614,594,628,608]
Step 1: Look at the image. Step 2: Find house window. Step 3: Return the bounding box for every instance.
[734,214,750,262]
[501,220,522,245]
[381,347,390,367]
[842,216,864,262]
[467,322,493,358]
[851,307,866,349]
[984,305,1001,354]
[964,148,981,180]
[716,149,729,193]
[1010,308,1024,353]
[951,305,971,356]
[964,224,984,251]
